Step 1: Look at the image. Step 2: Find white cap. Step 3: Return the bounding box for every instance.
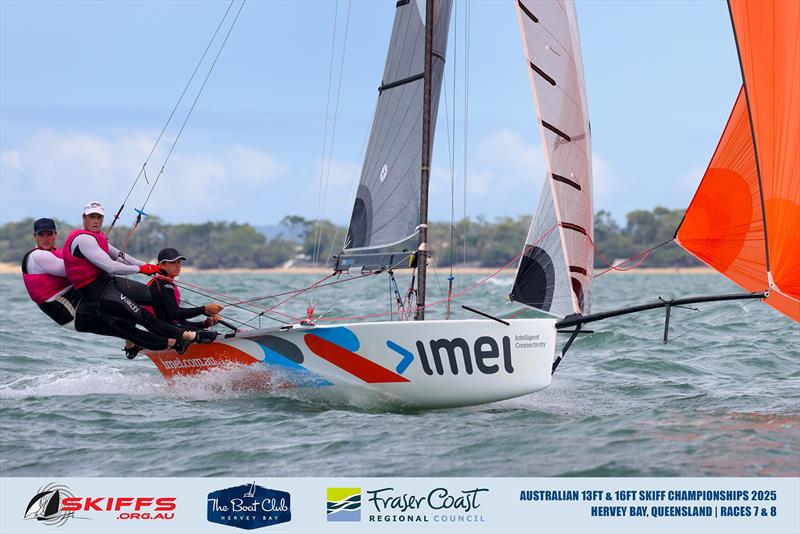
[83,201,105,216]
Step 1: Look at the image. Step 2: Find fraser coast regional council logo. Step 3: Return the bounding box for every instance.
[327,487,361,522]
[207,481,291,530]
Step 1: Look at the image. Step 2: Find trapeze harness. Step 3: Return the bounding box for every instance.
[21,247,80,326]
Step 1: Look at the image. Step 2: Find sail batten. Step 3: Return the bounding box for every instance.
[344,0,452,252]
[511,0,594,317]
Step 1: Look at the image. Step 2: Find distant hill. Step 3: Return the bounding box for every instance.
[254,223,304,243]
[1,208,700,269]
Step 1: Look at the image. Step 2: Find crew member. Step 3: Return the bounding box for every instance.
[21,217,174,353]
[21,218,79,326]
[63,201,218,349]
[144,248,225,329]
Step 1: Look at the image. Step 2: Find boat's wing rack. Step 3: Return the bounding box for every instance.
[551,290,768,373]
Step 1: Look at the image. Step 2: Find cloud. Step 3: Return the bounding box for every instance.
[0,149,23,172]
[310,157,361,223]
[425,128,627,221]
[470,128,547,194]
[591,153,625,206]
[0,129,290,223]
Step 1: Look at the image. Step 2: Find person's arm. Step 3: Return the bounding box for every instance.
[71,234,139,275]
[107,243,146,266]
[28,250,67,277]
[157,281,207,321]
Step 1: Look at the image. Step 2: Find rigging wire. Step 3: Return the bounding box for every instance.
[310,0,341,277]
[172,279,292,325]
[593,238,673,278]
[446,0,460,319]
[462,0,470,281]
[311,0,352,286]
[108,0,237,236]
[135,0,247,219]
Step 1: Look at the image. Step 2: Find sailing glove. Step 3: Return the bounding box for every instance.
[139,264,163,275]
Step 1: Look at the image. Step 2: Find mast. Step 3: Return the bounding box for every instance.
[415,0,435,321]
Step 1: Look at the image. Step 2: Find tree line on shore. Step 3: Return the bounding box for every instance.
[0,207,700,269]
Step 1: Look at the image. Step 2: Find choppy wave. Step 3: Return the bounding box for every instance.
[1,272,797,477]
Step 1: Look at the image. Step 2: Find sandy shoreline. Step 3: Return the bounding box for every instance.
[0,261,713,276]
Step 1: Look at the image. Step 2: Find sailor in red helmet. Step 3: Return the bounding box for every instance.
[63,201,218,351]
[21,218,80,326]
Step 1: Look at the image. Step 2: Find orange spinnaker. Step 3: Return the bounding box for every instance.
[677,0,800,322]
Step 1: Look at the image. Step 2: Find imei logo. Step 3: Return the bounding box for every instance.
[23,483,77,526]
[327,487,361,522]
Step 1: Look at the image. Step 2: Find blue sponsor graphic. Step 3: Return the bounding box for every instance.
[207,482,290,530]
[312,327,360,351]
[386,340,414,374]
[327,487,361,522]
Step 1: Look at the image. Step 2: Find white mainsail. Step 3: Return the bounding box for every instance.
[510,0,594,316]
[344,0,452,252]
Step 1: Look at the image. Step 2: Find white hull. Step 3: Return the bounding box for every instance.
[146,318,557,408]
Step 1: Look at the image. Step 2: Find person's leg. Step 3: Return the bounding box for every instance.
[114,277,156,304]
[100,282,188,339]
[75,312,171,350]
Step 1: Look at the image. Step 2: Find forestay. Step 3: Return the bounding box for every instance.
[510,0,594,317]
[344,0,453,252]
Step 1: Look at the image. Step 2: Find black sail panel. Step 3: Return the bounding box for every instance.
[344,0,453,251]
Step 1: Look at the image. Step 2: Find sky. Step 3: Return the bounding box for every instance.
[0,0,742,228]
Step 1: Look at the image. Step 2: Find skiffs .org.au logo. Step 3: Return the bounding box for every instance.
[24,483,76,527]
[327,487,361,522]
[327,486,489,524]
[23,482,176,526]
[207,481,290,530]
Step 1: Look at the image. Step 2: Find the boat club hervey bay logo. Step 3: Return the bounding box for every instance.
[207,482,290,530]
[23,482,177,526]
[327,486,489,524]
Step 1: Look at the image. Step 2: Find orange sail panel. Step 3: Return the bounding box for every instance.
[729,0,800,320]
[676,88,767,294]
[677,0,800,322]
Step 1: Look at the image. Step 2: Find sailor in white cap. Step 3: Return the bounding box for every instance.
[61,201,218,353]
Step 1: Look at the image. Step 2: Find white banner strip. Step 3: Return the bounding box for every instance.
[2,477,798,534]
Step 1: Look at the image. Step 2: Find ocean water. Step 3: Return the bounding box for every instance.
[1,271,798,477]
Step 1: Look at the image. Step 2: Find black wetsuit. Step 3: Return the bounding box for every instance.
[75,273,188,341]
[147,278,208,330]
[22,249,169,350]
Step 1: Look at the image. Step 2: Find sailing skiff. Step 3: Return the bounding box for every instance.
[143,0,798,408]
